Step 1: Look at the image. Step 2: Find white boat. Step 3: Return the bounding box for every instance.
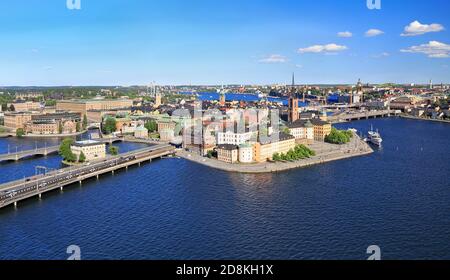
[367,125,383,146]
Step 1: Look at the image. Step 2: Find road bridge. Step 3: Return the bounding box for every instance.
[0,137,124,162]
[0,144,175,209]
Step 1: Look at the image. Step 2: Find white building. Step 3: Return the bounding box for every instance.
[287,119,314,144]
[71,140,106,162]
[238,144,254,163]
[217,131,254,146]
[134,125,148,139]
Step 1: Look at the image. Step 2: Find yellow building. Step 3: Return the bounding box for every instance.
[311,119,332,142]
[254,133,296,163]
[25,121,58,135]
[3,112,33,130]
[217,144,239,164]
[71,140,106,162]
[7,101,41,112]
[56,99,133,116]
[158,119,177,142]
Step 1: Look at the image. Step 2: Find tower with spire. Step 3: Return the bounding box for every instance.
[288,73,299,123]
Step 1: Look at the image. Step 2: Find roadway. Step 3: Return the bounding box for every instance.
[0,144,175,209]
[0,137,124,162]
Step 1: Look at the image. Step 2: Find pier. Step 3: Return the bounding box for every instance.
[0,144,175,209]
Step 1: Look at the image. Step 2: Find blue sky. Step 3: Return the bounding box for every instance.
[0,0,449,86]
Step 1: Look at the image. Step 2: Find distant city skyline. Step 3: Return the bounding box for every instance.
[0,0,449,86]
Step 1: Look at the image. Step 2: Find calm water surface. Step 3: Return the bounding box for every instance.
[0,118,449,260]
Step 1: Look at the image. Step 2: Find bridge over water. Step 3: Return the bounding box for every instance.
[0,137,125,162]
[328,110,400,123]
[0,144,175,209]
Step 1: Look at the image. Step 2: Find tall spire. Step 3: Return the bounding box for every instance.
[292,72,295,87]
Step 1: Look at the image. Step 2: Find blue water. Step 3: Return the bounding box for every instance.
[179,92,308,107]
[0,118,449,260]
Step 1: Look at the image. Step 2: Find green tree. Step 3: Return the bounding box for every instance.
[16,128,25,137]
[103,117,117,134]
[76,122,81,132]
[78,151,86,163]
[9,104,15,112]
[272,153,281,161]
[82,114,88,130]
[325,128,352,144]
[109,145,119,156]
[144,120,158,132]
[59,138,77,162]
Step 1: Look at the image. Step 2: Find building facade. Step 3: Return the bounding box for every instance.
[3,112,33,130]
[71,140,106,162]
[56,99,133,116]
[287,119,314,145]
[7,101,41,112]
[238,144,254,163]
[254,133,296,163]
[216,130,254,146]
[217,144,239,164]
[311,119,332,142]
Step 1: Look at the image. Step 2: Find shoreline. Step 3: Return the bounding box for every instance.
[24,130,87,138]
[177,137,374,174]
[400,115,450,124]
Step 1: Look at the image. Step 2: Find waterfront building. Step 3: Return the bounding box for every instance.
[7,101,41,112]
[3,112,33,130]
[254,132,296,163]
[311,119,332,142]
[217,144,239,164]
[390,97,415,111]
[287,119,314,144]
[25,120,58,135]
[134,125,149,139]
[158,119,177,142]
[71,140,106,162]
[238,143,254,163]
[217,129,254,146]
[56,99,133,116]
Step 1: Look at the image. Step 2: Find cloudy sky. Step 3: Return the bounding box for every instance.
[0,0,449,86]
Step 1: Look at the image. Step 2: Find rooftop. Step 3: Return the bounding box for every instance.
[72,140,105,147]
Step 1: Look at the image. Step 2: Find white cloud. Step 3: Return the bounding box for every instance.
[401,41,450,58]
[401,20,444,36]
[258,54,288,63]
[298,43,348,54]
[365,29,384,37]
[295,64,303,69]
[337,31,353,38]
